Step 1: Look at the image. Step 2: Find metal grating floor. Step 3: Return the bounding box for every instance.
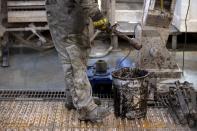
[0,90,114,101]
[0,101,191,130]
[0,90,66,100]
[0,90,169,108]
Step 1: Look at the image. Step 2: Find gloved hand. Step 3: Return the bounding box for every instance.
[93,18,110,31]
[92,12,111,32]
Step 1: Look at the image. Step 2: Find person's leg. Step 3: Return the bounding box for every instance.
[45,0,111,122]
[59,46,101,108]
[65,38,111,123]
[58,54,75,109]
[64,36,97,112]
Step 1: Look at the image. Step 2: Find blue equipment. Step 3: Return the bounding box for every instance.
[87,58,134,97]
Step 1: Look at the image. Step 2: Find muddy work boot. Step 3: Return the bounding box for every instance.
[65,91,75,110]
[65,101,75,110]
[65,97,101,110]
[93,97,101,106]
[79,106,112,123]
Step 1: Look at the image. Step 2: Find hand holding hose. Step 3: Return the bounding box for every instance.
[92,12,142,50]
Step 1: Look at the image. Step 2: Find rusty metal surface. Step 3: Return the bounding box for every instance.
[0,101,191,130]
[135,0,181,79]
[135,26,182,78]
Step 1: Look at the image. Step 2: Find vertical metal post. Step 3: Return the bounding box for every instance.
[0,0,7,37]
[0,0,3,61]
[111,0,119,49]
[0,0,9,67]
[171,34,177,59]
[0,0,8,25]
[172,35,177,50]
[1,33,9,67]
[101,0,111,19]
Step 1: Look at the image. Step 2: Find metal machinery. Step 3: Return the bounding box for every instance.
[101,0,181,78]
[0,0,196,130]
[86,0,143,96]
[87,58,134,97]
[88,0,197,127]
[0,0,52,67]
[88,0,180,94]
[137,0,182,78]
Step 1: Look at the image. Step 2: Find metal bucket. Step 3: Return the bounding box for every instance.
[112,68,149,119]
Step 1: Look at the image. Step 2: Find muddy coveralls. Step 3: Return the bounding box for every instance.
[45,0,110,121]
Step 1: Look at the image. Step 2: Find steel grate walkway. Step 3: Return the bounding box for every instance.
[0,90,114,101]
[0,90,168,108]
[0,101,191,130]
[0,90,195,130]
[0,90,66,100]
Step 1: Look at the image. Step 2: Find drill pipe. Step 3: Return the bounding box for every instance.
[112,28,142,50]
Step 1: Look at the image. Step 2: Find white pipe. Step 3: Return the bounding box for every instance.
[89,46,113,58]
[89,29,113,58]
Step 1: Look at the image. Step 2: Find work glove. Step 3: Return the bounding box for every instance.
[92,12,111,32]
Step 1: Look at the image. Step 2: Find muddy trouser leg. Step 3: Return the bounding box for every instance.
[58,45,93,110]
[45,0,97,115]
[46,28,97,114]
[58,53,74,108]
[57,37,97,113]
